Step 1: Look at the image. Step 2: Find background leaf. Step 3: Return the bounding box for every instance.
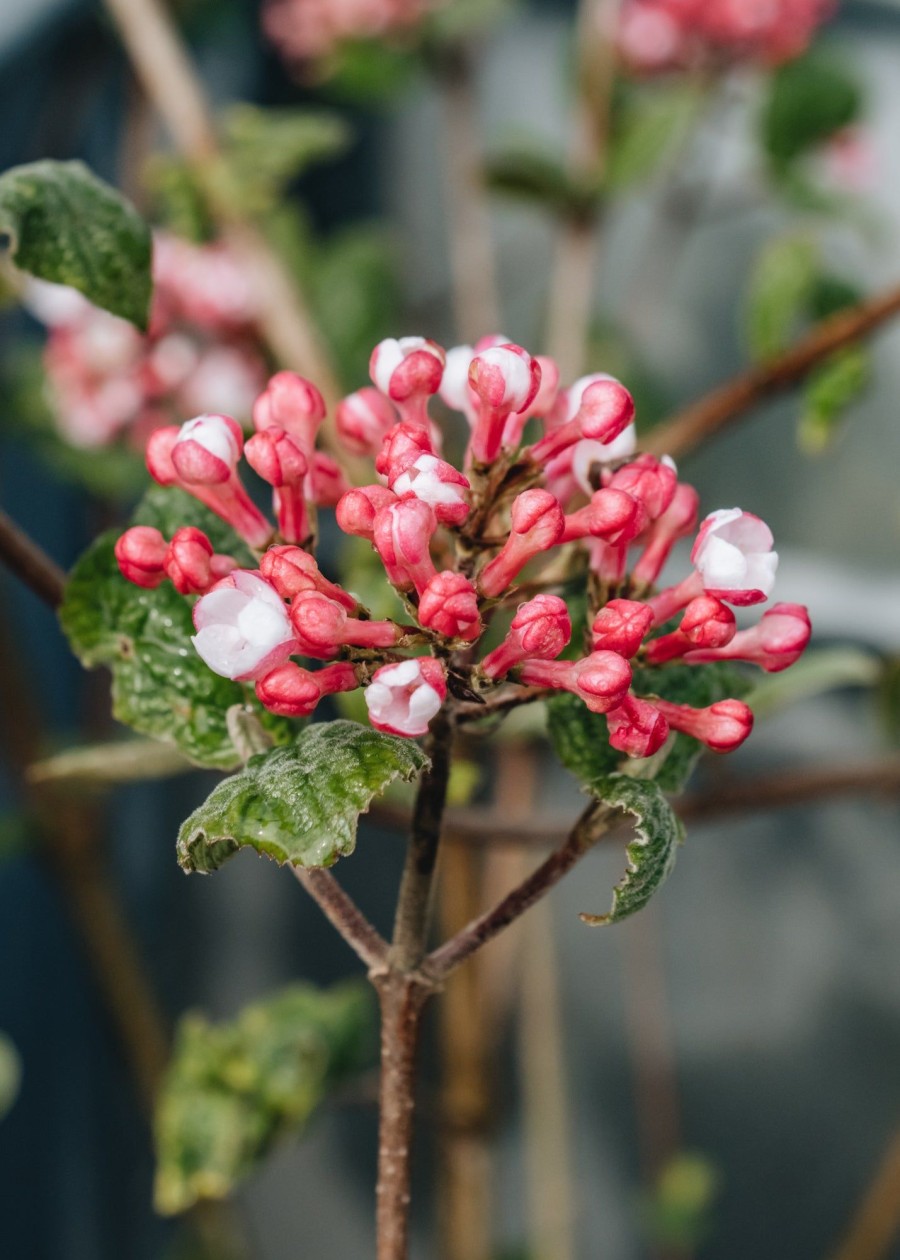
[606,83,702,191]
[546,691,623,784]
[59,488,292,769]
[762,52,863,175]
[484,146,599,217]
[580,775,684,925]
[177,720,428,873]
[797,344,870,453]
[0,159,152,328]
[154,982,374,1215]
[744,233,818,360]
[0,1033,21,1122]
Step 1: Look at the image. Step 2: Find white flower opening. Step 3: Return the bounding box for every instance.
[691,508,778,601]
[364,659,442,736]
[192,571,294,681]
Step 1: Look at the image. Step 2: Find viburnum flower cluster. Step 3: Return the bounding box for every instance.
[27,234,267,449]
[115,334,812,755]
[263,0,430,65]
[618,0,833,74]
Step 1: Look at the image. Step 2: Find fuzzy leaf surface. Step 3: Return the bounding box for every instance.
[154,982,374,1214]
[0,159,152,328]
[59,488,288,769]
[546,692,623,784]
[177,720,429,873]
[581,775,683,925]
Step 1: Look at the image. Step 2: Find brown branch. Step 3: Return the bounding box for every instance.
[0,508,66,608]
[827,1124,900,1260]
[453,685,554,724]
[426,800,612,979]
[371,756,900,849]
[100,0,365,473]
[291,867,389,972]
[645,283,900,460]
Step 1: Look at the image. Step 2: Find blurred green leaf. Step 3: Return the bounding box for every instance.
[745,647,881,718]
[484,146,599,218]
[0,1033,22,1122]
[762,53,863,175]
[0,814,32,864]
[155,982,375,1214]
[0,160,152,328]
[221,104,351,216]
[744,233,818,360]
[59,488,293,769]
[878,657,900,745]
[177,720,428,873]
[28,738,193,787]
[798,344,870,454]
[640,1151,721,1250]
[580,775,684,925]
[325,40,420,103]
[606,83,702,191]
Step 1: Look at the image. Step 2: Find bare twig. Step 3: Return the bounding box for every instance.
[826,1125,900,1260]
[645,283,900,460]
[100,0,353,438]
[0,508,66,608]
[437,46,501,341]
[291,867,389,972]
[545,0,621,379]
[454,685,554,724]
[427,800,612,978]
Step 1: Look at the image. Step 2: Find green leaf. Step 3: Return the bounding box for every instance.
[606,83,702,191]
[0,160,152,328]
[580,775,684,925]
[484,146,599,217]
[639,1152,721,1250]
[154,982,374,1214]
[546,692,623,784]
[798,344,870,454]
[59,488,291,770]
[0,1033,21,1122]
[744,233,819,360]
[177,720,429,873]
[325,40,420,103]
[762,53,863,175]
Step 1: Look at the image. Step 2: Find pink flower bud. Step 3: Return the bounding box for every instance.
[310,452,351,507]
[606,694,670,758]
[171,413,243,485]
[389,453,471,526]
[477,489,565,598]
[192,570,296,681]
[165,527,214,595]
[651,698,754,753]
[245,426,310,544]
[646,571,705,626]
[260,545,357,611]
[252,372,326,455]
[518,651,632,714]
[336,387,398,456]
[631,482,700,587]
[561,487,646,545]
[372,499,438,595]
[370,337,445,425]
[501,354,561,448]
[683,603,811,672]
[468,344,541,464]
[690,508,778,606]
[256,661,359,718]
[149,419,272,549]
[417,571,482,642]
[115,526,168,588]
[608,454,677,523]
[644,595,736,664]
[374,421,435,479]
[289,591,403,658]
[365,657,447,737]
[591,599,654,658]
[335,485,397,541]
[481,594,571,679]
[529,376,635,464]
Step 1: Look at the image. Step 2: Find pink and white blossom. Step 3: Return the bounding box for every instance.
[364,658,447,737]
[192,571,296,681]
[691,508,778,606]
[389,453,470,526]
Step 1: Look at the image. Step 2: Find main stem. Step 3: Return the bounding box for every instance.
[375,708,455,1259]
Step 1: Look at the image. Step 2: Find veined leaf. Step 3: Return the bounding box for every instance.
[0,160,152,328]
[177,720,429,873]
[154,982,374,1215]
[580,775,684,925]
[546,692,623,784]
